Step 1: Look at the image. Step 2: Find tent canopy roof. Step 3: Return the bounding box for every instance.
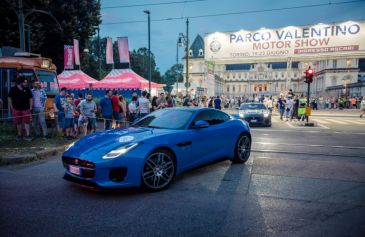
[94,69,160,90]
[58,70,98,89]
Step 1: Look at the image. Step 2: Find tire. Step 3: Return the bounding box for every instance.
[141,149,176,191]
[232,133,251,163]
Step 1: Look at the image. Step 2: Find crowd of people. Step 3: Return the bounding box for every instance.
[51,89,225,139]
[222,94,365,111]
[5,75,365,141]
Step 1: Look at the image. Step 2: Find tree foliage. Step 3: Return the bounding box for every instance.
[0,0,101,73]
[81,37,163,83]
[164,64,184,86]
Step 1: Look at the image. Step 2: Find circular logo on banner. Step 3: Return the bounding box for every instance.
[209,39,221,53]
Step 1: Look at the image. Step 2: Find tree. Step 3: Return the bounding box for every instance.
[0,0,101,73]
[164,64,184,85]
[79,37,164,83]
[129,48,164,84]
[162,64,183,94]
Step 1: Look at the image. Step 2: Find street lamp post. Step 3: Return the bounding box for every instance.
[92,25,101,80]
[185,18,189,96]
[176,39,179,94]
[178,18,190,96]
[144,10,151,94]
[97,26,101,80]
[17,0,25,51]
[15,0,63,51]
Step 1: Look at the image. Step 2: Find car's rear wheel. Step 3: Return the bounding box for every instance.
[233,133,251,163]
[142,149,176,191]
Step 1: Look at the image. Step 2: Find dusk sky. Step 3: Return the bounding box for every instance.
[99,0,365,73]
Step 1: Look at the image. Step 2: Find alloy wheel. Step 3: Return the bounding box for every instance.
[142,151,175,190]
[237,135,251,162]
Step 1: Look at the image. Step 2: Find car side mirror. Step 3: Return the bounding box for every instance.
[193,120,209,129]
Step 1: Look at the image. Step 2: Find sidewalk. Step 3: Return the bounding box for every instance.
[0,145,67,166]
[305,109,361,117]
[0,124,72,166]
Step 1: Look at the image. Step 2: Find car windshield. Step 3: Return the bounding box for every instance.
[133,109,194,130]
[240,103,267,110]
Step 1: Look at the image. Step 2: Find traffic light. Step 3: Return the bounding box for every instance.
[305,66,314,83]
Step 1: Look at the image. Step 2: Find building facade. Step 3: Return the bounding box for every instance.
[183,21,365,98]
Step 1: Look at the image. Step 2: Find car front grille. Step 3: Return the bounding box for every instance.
[63,157,95,168]
[244,116,263,123]
[62,156,95,178]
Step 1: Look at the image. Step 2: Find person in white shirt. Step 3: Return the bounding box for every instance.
[137,91,150,118]
[286,96,294,121]
[360,96,365,118]
[267,97,273,112]
[128,96,138,122]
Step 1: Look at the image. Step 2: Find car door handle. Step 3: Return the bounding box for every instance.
[176,141,192,147]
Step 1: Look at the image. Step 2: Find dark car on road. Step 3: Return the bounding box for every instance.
[238,103,271,127]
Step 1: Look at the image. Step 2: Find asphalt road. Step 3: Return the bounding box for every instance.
[1,116,365,237]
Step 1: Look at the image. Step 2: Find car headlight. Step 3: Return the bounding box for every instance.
[239,113,244,118]
[264,113,270,117]
[65,141,75,151]
[102,143,139,159]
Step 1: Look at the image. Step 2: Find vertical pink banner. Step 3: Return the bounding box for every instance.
[73,39,80,65]
[106,37,114,64]
[117,37,130,64]
[64,45,74,69]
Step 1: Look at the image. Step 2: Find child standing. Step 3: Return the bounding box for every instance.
[64,95,75,139]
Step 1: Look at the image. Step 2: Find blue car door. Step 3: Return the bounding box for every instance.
[190,110,231,166]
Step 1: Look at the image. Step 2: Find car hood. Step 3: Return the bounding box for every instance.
[64,127,175,157]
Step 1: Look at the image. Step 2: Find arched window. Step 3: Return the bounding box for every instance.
[189,50,193,56]
[198,49,204,56]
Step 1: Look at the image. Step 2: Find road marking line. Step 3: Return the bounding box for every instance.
[317,123,330,129]
[343,119,365,125]
[271,117,279,123]
[323,119,348,125]
[286,122,296,128]
[254,142,365,149]
[313,118,331,124]
[250,128,365,134]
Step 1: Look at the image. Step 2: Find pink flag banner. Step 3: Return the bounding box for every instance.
[106,37,114,64]
[117,37,130,64]
[73,39,80,65]
[64,45,74,69]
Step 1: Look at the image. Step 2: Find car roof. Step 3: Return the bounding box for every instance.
[164,107,229,114]
[165,107,210,111]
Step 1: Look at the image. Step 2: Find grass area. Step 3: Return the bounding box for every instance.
[0,122,73,149]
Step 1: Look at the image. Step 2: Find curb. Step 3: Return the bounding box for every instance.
[0,146,66,166]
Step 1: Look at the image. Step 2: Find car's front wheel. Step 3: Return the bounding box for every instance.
[142,149,176,191]
[233,133,251,163]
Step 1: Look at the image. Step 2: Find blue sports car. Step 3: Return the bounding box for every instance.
[62,107,251,191]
